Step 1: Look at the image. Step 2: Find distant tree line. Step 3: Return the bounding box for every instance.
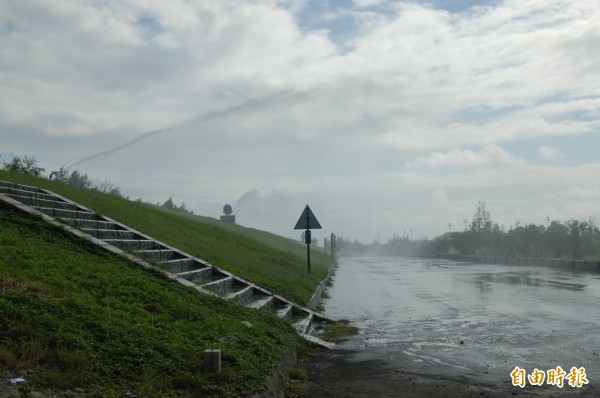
[334,201,600,261]
[1,154,45,177]
[1,153,122,197]
[426,201,600,260]
[160,197,194,215]
[50,165,123,197]
[2,153,196,216]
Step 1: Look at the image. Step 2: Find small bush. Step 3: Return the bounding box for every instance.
[289,367,306,381]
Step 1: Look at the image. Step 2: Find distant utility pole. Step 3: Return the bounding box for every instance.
[546,216,550,228]
[448,222,453,232]
[330,233,336,258]
[463,218,468,231]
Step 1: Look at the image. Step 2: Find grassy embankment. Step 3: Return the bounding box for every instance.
[0,171,334,396]
[0,200,293,397]
[0,171,331,305]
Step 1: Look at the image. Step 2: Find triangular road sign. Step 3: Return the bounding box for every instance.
[294,205,322,230]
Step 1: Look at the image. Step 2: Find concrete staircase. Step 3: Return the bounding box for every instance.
[0,180,333,348]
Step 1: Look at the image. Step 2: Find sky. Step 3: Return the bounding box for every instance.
[2,0,600,243]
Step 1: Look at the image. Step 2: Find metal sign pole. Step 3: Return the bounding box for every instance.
[304,228,312,273]
[306,230,311,273]
[305,210,310,273]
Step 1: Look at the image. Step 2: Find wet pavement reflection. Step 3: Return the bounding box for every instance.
[322,256,600,395]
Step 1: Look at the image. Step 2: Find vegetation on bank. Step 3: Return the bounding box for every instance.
[0,170,330,305]
[427,201,600,260]
[0,201,295,397]
[321,320,359,343]
[336,201,600,261]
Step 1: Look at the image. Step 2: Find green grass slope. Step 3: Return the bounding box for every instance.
[0,171,331,304]
[0,200,295,397]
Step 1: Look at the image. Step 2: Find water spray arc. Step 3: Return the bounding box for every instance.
[67,87,317,169]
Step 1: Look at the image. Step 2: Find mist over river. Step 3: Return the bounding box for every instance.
[320,256,600,395]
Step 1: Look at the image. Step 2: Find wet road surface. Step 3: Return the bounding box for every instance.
[316,256,600,396]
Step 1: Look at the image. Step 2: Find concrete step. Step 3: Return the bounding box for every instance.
[73,219,119,230]
[134,249,184,262]
[34,207,99,220]
[0,181,32,191]
[5,193,77,211]
[163,258,204,274]
[301,334,336,349]
[81,228,136,240]
[202,276,248,297]
[292,312,314,335]
[0,181,49,195]
[103,239,159,251]
[244,294,274,311]
[176,267,214,284]
[0,185,58,202]
[199,270,230,285]
[59,218,120,231]
[274,303,294,321]
[225,284,254,304]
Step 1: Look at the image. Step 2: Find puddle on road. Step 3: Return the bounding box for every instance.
[322,256,600,389]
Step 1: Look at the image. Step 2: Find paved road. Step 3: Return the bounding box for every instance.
[317,256,600,396]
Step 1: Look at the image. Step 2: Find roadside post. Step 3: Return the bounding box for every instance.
[294,205,322,273]
[330,232,336,258]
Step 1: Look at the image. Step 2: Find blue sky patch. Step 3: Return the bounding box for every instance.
[295,0,498,46]
[503,131,600,166]
[136,15,163,39]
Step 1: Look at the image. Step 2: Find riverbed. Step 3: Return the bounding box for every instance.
[309,256,600,397]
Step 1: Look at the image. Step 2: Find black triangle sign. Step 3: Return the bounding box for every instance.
[294,205,322,230]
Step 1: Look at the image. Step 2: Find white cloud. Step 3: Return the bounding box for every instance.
[538,146,563,160]
[408,145,518,168]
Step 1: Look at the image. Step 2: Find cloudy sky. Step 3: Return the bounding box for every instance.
[2,0,600,243]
